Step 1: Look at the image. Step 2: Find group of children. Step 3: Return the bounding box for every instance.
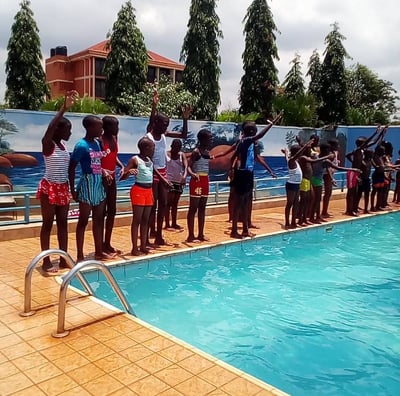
[37,90,400,272]
[282,125,400,230]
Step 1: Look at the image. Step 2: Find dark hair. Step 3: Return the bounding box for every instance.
[382,141,393,157]
[197,128,212,142]
[319,143,331,156]
[355,136,367,147]
[57,117,71,129]
[241,121,257,136]
[102,115,118,129]
[171,138,182,148]
[137,136,153,151]
[82,115,101,129]
[289,144,301,156]
[328,138,339,149]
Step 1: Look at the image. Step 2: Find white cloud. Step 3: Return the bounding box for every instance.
[0,0,398,111]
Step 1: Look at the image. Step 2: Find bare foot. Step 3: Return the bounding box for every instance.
[95,252,117,261]
[103,245,122,254]
[249,224,260,229]
[42,263,58,273]
[130,249,145,256]
[230,232,243,239]
[197,235,210,242]
[242,232,256,238]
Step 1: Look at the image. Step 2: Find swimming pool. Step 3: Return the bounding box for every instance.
[76,212,400,396]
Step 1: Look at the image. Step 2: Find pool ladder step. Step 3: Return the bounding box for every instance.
[19,249,136,337]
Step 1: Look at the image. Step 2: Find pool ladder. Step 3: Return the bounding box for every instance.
[19,249,136,338]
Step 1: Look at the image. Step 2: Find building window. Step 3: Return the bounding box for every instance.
[95,78,106,98]
[95,58,106,77]
[147,66,156,83]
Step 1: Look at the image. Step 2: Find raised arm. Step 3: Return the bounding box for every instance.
[42,90,78,155]
[165,104,192,139]
[252,111,283,142]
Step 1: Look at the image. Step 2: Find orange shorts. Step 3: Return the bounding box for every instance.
[130,184,153,206]
[189,175,209,197]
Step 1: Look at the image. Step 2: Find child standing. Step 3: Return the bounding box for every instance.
[120,137,171,255]
[186,129,215,242]
[165,139,188,230]
[100,115,124,255]
[37,90,77,272]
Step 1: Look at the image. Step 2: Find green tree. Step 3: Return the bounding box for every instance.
[282,54,305,98]
[319,22,351,124]
[104,0,148,114]
[306,49,322,103]
[180,0,222,120]
[239,0,279,122]
[346,63,399,125]
[5,0,49,110]
[126,75,199,118]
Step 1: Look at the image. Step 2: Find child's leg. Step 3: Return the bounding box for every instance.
[92,200,112,260]
[186,197,199,242]
[131,204,143,255]
[171,191,182,228]
[291,190,300,227]
[197,196,208,240]
[55,204,70,267]
[140,206,152,253]
[76,201,91,261]
[155,183,168,244]
[322,174,333,216]
[165,191,173,228]
[39,195,56,270]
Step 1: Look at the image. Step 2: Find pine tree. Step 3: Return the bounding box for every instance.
[306,49,322,102]
[319,22,351,124]
[104,0,148,114]
[239,0,279,121]
[180,0,222,120]
[5,0,48,110]
[282,54,305,98]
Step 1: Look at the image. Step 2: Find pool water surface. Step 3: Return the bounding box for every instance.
[76,212,400,396]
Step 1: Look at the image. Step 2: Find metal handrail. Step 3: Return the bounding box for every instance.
[19,249,94,317]
[52,259,136,338]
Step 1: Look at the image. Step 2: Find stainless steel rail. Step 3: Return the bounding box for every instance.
[19,249,94,317]
[52,259,136,338]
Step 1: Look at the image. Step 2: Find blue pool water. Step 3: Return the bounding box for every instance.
[75,213,400,396]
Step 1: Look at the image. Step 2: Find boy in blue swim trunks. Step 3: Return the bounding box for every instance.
[69,115,116,262]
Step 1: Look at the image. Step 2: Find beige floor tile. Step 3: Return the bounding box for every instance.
[177,354,215,375]
[40,342,75,361]
[67,363,105,385]
[102,333,138,352]
[2,340,35,360]
[37,373,79,395]
[174,375,217,396]
[82,373,124,395]
[119,344,153,363]
[110,363,149,386]
[79,342,114,362]
[0,372,33,396]
[128,374,170,396]
[58,386,93,395]
[135,353,173,374]
[52,351,90,372]
[93,352,130,372]
[24,361,63,384]
[12,351,49,371]
[198,364,238,388]
[221,376,266,395]
[154,364,193,387]
[0,360,20,379]
[6,385,47,396]
[0,323,13,337]
[142,335,176,352]
[159,344,194,363]
[158,389,185,396]
[0,333,23,349]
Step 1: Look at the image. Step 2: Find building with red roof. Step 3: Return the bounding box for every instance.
[45,40,185,100]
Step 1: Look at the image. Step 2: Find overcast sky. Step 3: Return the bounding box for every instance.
[0,0,399,111]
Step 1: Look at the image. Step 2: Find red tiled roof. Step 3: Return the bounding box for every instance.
[70,40,184,69]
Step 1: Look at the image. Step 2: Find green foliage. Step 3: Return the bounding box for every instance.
[41,95,112,114]
[273,93,317,127]
[5,0,49,110]
[126,75,199,118]
[306,49,322,104]
[104,0,148,114]
[318,22,351,124]
[346,63,399,125]
[217,109,260,123]
[180,0,222,120]
[282,54,305,98]
[239,0,279,122]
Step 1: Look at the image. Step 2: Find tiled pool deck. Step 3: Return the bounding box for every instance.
[1,195,397,395]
